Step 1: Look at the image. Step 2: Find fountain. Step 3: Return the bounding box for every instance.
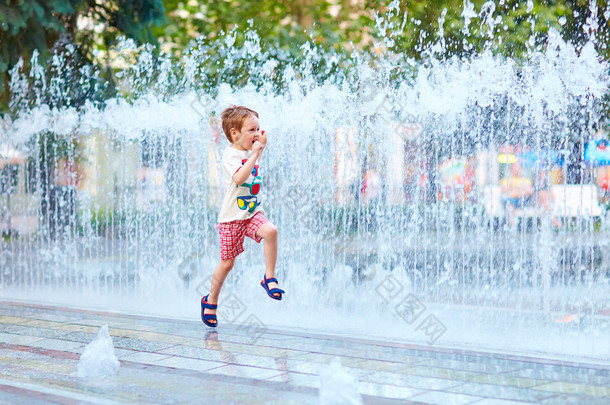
[0,2,609,360]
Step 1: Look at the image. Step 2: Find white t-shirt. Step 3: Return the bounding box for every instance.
[218,146,264,223]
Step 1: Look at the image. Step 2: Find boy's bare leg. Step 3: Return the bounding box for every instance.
[204,258,235,324]
[256,222,280,297]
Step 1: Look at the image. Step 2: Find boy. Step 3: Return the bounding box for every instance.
[201,106,285,327]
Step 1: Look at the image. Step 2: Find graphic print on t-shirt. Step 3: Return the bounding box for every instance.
[236,160,261,212]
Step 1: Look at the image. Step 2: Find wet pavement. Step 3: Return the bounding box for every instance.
[0,301,608,404]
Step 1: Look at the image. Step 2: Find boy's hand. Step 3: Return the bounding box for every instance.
[252,140,264,154]
[258,130,267,146]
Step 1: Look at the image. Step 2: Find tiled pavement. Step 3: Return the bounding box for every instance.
[0,301,608,404]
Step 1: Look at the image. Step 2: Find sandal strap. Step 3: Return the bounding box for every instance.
[202,314,217,321]
[202,295,218,309]
[268,288,285,295]
[262,277,278,286]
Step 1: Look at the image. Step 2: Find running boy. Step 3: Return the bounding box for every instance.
[201,106,285,327]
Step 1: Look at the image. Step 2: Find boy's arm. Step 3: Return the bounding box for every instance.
[232,142,263,185]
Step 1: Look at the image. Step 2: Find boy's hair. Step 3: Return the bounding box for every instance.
[220,105,259,143]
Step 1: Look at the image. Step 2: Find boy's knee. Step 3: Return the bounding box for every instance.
[266,224,278,240]
[221,259,235,271]
[270,224,278,236]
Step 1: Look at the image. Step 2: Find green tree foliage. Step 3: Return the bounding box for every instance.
[383,0,568,59]
[0,0,166,109]
[392,0,607,60]
[140,0,610,108]
[152,0,386,56]
[563,0,610,60]
[154,0,609,61]
[2,0,609,110]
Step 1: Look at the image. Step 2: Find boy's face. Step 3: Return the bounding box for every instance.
[231,115,260,151]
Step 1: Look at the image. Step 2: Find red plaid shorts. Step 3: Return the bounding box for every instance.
[218,212,269,260]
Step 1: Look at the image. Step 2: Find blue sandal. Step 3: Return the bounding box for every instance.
[260,276,285,301]
[201,294,218,327]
